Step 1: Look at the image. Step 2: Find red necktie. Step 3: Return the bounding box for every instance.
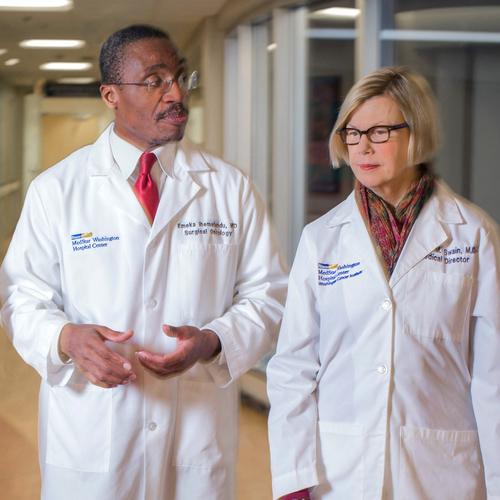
[134,151,159,223]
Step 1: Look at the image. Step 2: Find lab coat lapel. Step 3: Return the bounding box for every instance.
[96,172,151,228]
[149,141,207,242]
[349,199,391,291]
[337,195,393,341]
[87,125,150,229]
[327,193,391,296]
[389,181,463,287]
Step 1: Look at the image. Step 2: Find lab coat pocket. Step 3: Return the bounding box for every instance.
[314,421,364,499]
[399,426,485,500]
[46,383,111,472]
[173,379,234,468]
[177,243,238,322]
[404,270,472,342]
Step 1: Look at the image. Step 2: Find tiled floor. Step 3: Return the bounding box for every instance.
[0,327,272,499]
[0,328,40,500]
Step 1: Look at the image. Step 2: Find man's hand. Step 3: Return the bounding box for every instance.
[136,325,221,377]
[59,323,136,388]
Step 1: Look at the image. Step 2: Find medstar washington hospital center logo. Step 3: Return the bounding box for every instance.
[70,231,120,252]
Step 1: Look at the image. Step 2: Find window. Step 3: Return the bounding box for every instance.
[381,0,500,222]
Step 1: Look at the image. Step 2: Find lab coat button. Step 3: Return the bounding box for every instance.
[148,422,157,431]
[381,299,392,311]
[376,365,388,375]
[146,299,157,309]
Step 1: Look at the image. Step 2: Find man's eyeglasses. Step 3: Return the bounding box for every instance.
[109,70,199,94]
[338,122,408,145]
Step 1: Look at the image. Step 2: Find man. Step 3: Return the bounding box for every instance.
[0,24,287,500]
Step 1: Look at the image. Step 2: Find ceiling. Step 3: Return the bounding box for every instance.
[0,0,228,88]
[2,1,499,89]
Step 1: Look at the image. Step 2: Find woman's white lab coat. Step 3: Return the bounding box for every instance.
[267,181,500,500]
[0,125,287,500]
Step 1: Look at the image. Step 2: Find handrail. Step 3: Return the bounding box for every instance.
[0,181,21,199]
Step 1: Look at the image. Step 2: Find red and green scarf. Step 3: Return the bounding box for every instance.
[355,167,434,277]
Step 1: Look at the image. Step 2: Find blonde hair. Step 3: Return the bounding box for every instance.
[330,66,440,167]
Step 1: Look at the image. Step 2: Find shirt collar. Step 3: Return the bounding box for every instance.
[110,125,178,180]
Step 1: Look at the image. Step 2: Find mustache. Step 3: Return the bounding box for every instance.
[156,103,189,121]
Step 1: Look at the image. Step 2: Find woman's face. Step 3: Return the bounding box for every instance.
[346,95,416,206]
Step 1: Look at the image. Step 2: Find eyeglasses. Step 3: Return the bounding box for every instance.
[109,70,199,94]
[338,122,408,145]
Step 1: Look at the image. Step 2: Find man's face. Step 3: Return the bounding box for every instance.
[100,38,189,150]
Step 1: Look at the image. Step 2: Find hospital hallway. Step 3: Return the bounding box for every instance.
[0,326,273,500]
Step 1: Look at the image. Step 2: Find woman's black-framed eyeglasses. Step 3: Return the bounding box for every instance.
[338,122,409,145]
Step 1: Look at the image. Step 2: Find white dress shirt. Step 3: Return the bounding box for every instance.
[109,125,178,194]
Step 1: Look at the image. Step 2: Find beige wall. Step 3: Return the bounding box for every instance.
[23,96,114,193]
[0,81,23,253]
[41,114,101,171]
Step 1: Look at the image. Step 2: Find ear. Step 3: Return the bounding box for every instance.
[100,84,119,110]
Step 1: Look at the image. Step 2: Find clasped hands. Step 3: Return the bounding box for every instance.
[58,323,221,388]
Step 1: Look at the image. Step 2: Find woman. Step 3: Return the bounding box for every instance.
[267,66,500,500]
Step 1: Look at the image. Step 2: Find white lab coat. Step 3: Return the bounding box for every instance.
[0,124,287,500]
[267,181,500,500]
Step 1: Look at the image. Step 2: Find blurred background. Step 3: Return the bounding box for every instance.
[1,0,499,498]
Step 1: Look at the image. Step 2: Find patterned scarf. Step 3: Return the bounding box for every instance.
[355,166,434,276]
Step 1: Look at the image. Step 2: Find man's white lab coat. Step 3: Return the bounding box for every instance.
[0,125,287,500]
[267,181,500,500]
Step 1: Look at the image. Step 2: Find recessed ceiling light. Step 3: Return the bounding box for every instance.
[57,77,97,84]
[314,7,360,18]
[0,0,72,10]
[20,39,85,49]
[5,58,20,66]
[0,48,7,56]
[40,62,92,71]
